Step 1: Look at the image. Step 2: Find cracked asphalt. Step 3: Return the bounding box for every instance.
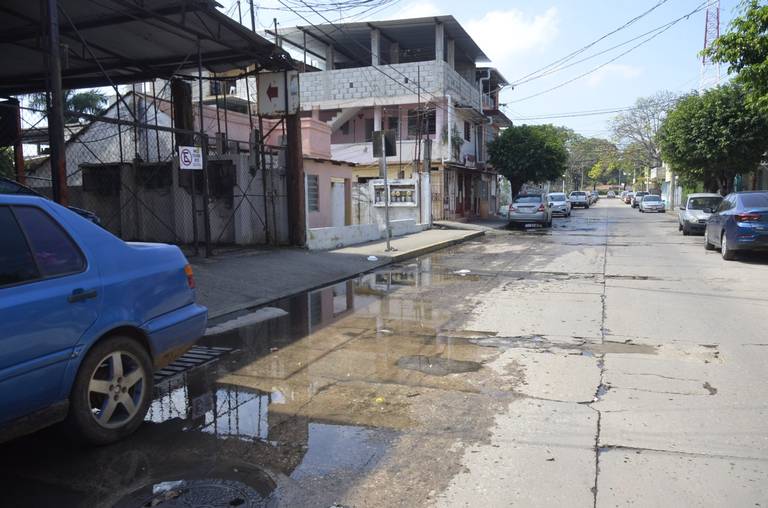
[2,199,767,507]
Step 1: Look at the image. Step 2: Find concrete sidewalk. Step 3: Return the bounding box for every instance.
[192,228,483,319]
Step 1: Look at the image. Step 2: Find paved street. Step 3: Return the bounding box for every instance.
[2,199,767,507]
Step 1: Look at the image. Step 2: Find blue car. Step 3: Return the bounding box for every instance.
[705,191,768,260]
[0,195,207,444]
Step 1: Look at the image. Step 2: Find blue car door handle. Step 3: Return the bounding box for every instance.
[68,288,98,303]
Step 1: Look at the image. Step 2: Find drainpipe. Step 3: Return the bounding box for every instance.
[478,69,491,111]
[445,95,452,163]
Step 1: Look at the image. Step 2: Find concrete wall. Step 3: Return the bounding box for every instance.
[304,159,354,229]
[306,223,380,250]
[300,61,480,110]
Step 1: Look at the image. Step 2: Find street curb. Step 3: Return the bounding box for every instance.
[388,230,484,262]
[206,230,485,321]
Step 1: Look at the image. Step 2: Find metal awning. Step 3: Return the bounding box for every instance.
[278,15,490,68]
[0,0,292,95]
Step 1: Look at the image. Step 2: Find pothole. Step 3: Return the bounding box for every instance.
[396,355,482,376]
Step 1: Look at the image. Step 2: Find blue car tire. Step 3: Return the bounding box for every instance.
[66,336,153,445]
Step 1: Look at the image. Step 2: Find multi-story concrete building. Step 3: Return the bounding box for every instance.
[277,15,511,220]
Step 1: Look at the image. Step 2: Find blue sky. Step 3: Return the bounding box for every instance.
[220,0,741,140]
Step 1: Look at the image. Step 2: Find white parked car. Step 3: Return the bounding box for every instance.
[547,192,571,217]
[569,191,590,208]
[639,194,665,213]
[678,193,723,235]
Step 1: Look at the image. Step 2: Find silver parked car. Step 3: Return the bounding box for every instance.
[631,191,649,208]
[678,193,723,235]
[508,193,552,228]
[547,192,571,217]
[639,194,665,213]
[569,191,590,208]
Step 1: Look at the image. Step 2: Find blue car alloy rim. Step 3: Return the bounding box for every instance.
[88,351,147,429]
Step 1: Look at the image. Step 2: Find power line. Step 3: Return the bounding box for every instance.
[513,9,700,87]
[508,2,708,104]
[510,0,672,86]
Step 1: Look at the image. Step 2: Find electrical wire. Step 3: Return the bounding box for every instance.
[508,2,708,104]
[511,0,673,85]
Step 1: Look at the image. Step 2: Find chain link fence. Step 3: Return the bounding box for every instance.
[22,89,288,255]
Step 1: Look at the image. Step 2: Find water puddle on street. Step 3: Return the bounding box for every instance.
[0,256,502,507]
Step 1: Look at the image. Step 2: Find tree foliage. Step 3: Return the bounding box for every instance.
[657,84,768,194]
[488,124,568,196]
[705,0,768,111]
[29,89,107,123]
[562,133,617,188]
[610,90,678,170]
[0,147,14,178]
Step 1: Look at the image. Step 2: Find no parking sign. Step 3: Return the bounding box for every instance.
[178,145,203,170]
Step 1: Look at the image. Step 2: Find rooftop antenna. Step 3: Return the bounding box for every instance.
[699,0,721,91]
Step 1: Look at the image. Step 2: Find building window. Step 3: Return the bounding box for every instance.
[365,118,375,142]
[387,116,399,136]
[407,110,436,136]
[307,175,319,212]
[210,79,237,96]
[340,121,350,135]
[464,121,471,141]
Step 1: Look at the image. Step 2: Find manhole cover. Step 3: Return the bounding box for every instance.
[135,479,268,508]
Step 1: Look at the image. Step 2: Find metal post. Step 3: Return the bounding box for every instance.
[258,114,270,244]
[380,134,392,251]
[415,65,421,174]
[198,39,213,257]
[10,99,25,184]
[273,18,279,46]
[248,0,255,31]
[46,0,67,205]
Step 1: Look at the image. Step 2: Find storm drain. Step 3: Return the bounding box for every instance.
[153,346,233,383]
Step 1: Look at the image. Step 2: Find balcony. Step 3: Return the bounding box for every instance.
[300,60,481,111]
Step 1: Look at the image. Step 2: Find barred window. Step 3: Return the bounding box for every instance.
[307,175,319,212]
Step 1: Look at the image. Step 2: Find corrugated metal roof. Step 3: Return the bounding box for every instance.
[0,0,292,95]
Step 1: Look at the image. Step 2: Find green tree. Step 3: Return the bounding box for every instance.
[611,90,679,171]
[488,124,568,197]
[0,147,14,178]
[705,0,768,111]
[657,84,768,194]
[566,135,617,189]
[29,89,107,123]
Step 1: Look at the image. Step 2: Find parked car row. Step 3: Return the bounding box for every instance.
[698,192,768,260]
[503,190,601,228]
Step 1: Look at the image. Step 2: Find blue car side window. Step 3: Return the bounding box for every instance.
[13,206,85,278]
[0,206,40,286]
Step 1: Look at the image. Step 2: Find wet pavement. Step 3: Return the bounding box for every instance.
[3,200,768,507]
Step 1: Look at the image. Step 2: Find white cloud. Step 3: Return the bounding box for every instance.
[585,64,643,87]
[465,7,560,64]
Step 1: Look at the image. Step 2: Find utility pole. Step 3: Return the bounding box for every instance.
[46,0,67,205]
[379,133,393,251]
[249,0,255,31]
[197,39,213,257]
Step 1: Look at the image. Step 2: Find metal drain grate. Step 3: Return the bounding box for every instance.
[153,346,233,382]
